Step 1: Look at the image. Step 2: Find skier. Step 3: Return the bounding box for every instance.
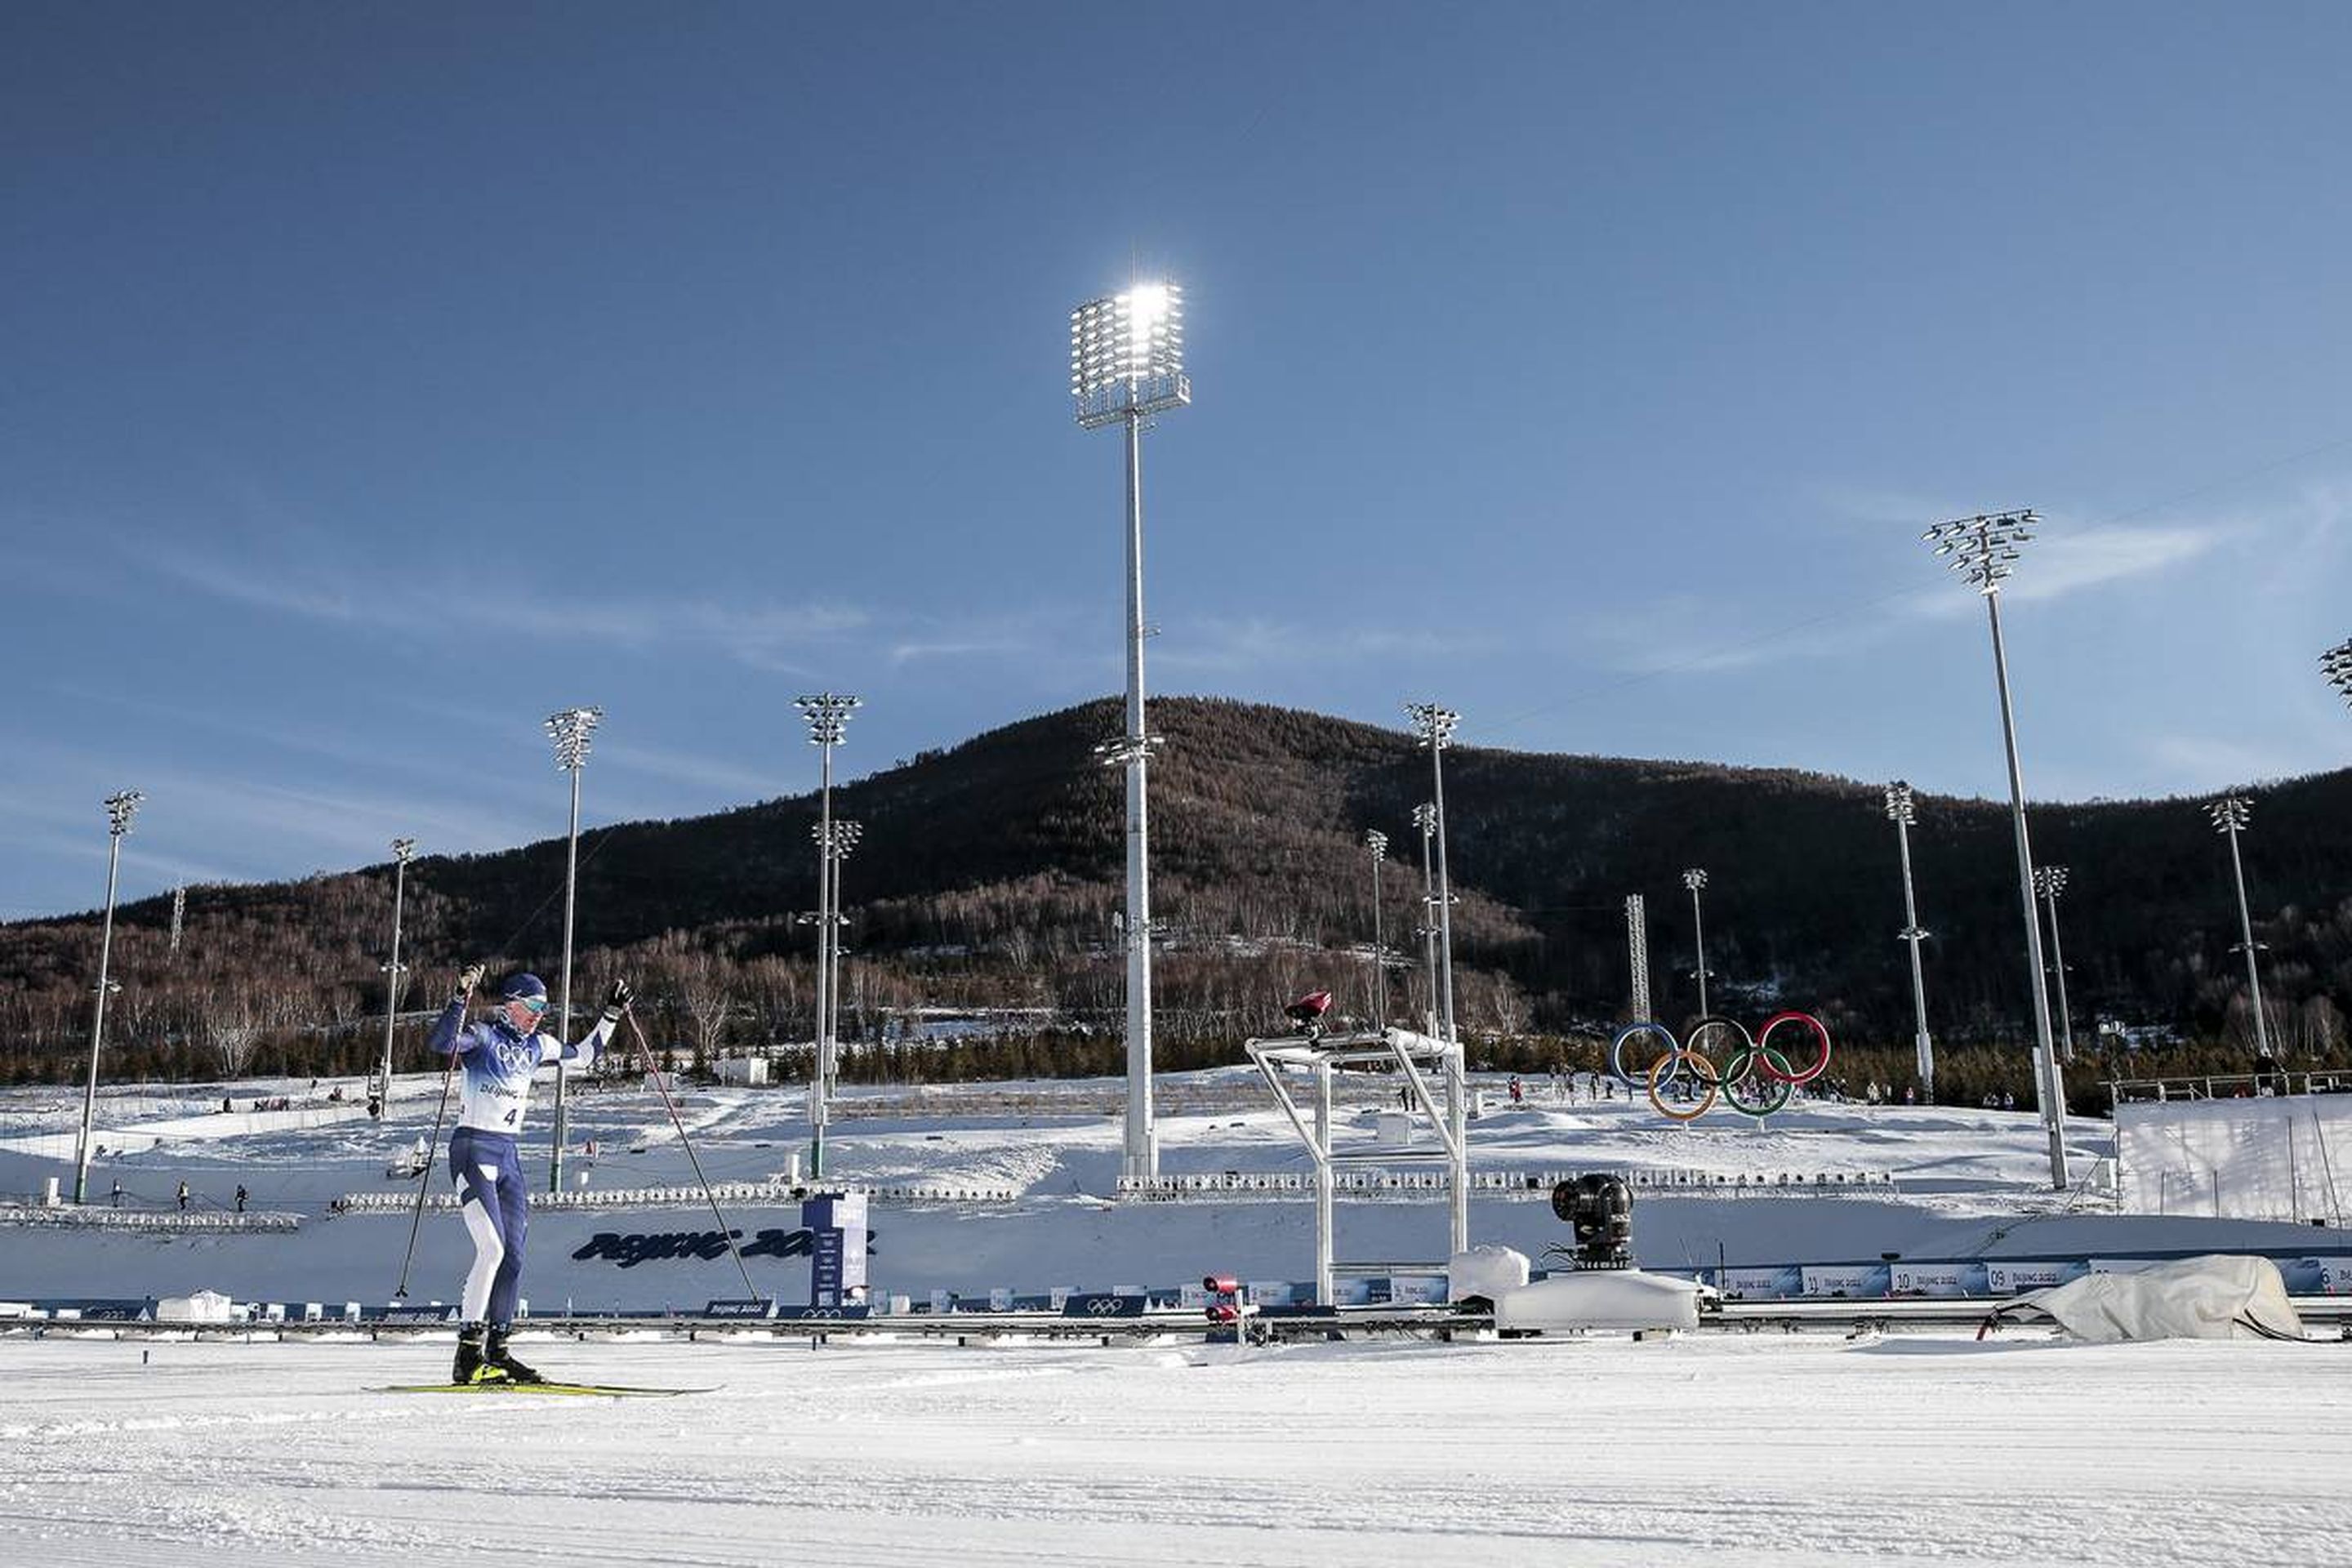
[429,963,633,1385]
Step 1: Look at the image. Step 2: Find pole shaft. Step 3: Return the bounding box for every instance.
[1121,409,1156,1182]
[1690,884,1708,1016]
[380,858,407,1108]
[552,765,581,1193]
[1369,853,1384,1030]
[813,740,835,1178]
[1428,742,1464,1254]
[74,835,125,1205]
[1985,594,2069,1189]
[2226,826,2272,1055]
[2044,887,2076,1064]
[1894,815,1934,1095]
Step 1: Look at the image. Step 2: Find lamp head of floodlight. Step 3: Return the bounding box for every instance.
[1411,803,1438,835]
[2033,865,2069,899]
[2207,794,2252,834]
[544,706,603,769]
[391,837,416,862]
[1884,781,1916,824]
[1405,702,1459,750]
[1365,829,1388,856]
[1922,509,2038,594]
[1071,281,1190,428]
[795,692,862,746]
[1682,867,1708,893]
[2321,637,2352,705]
[102,790,143,835]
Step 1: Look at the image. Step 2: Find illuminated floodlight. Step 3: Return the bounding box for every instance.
[1071,283,1190,429]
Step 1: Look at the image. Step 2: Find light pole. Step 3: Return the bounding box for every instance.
[377,837,416,1111]
[825,818,864,1061]
[1885,782,1936,1098]
[1411,803,1439,1033]
[2207,795,2274,1060]
[795,693,860,1179]
[1923,510,2068,1188]
[74,790,141,1205]
[1364,829,1389,1030]
[1405,702,1466,1255]
[1682,868,1712,1015]
[1073,280,1189,1183]
[544,705,602,1194]
[2033,866,2077,1065]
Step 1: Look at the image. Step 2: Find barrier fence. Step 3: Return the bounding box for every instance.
[1115,1168,1898,1201]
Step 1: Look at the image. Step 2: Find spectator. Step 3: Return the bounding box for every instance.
[176,1181,190,1212]
[1508,1074,1524,1105]
[109,1178,122,1209]
[234,1184,247,1214]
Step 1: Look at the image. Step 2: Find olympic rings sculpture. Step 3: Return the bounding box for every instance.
[1608,1013,1833,1122]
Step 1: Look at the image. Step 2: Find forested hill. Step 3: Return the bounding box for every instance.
[4,696,2350,1086]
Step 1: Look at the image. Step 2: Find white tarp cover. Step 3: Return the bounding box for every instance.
[1447,1245,1530,1303]
[1494,1268,1704,1334]
[2003,1254,2302,1343]
[155,1288,235,1323]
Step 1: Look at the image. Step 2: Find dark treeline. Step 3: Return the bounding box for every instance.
[4,697,2348,1107]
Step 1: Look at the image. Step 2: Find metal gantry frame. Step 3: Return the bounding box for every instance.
[1624,893,1650,1025]
[1243,1026,1468,1307]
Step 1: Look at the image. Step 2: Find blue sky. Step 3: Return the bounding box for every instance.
[6,2,2350,920]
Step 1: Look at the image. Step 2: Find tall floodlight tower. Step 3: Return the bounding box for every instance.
[1625,893,1652,1022]
[74,790,142,1205]
[2207,795,2274,1060]
[1922,510,2068,1188]
[1072,280,1189,1183]
[1682,869,1712,1015]
[1405,702,1466,1254]
[377,838,417,1110]
[2033,866,2077,1064]
[795,693,861,1179]
[543,705,602,1193]
[1364,829,1390,1029]
[168,886,185,958]
[1411,803,1440,1031]
[1885,782,1936,1098]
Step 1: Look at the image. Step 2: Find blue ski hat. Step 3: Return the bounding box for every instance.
[500,972,548,1002]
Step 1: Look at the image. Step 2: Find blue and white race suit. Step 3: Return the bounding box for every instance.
[425,999,616,1325]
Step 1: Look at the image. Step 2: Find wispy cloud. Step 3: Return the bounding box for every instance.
[1159,617,1504,675]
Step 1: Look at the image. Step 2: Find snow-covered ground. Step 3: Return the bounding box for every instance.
[4,1331,2346,1566]
[3,1069,2349,1564]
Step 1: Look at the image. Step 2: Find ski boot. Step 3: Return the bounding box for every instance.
[453,1323,507,1385]
[485,1325,546,1385]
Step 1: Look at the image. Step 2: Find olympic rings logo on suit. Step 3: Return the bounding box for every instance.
[1608,1012,1833,1122]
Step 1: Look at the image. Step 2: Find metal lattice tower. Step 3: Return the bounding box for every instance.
[1624,893,1651,1022]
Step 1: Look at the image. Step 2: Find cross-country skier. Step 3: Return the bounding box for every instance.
[428,963,633,1384]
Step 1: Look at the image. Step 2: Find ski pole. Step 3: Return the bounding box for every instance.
[392,981,470,1300]
[625,1008,762,1301]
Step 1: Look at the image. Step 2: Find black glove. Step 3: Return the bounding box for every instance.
[455,963,485,999]
[602,978,635,1018]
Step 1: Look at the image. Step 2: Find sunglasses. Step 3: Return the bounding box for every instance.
[507,996,550,1015]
